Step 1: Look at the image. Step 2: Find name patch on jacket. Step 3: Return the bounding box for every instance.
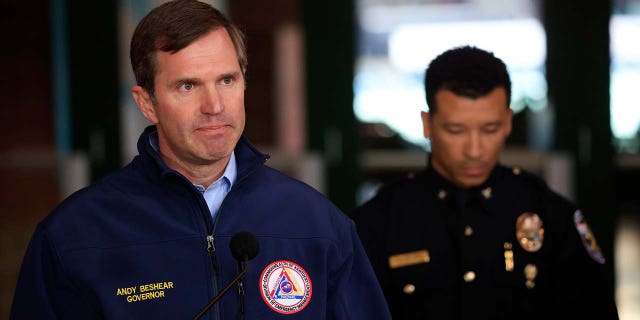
[260,260,312,314]
[388,250,430,269]
[115,281,174,303]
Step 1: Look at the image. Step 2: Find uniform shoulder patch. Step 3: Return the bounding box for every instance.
[260,260,312,314]
[574,210,606,264]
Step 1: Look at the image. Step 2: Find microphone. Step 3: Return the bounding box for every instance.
[230,232,260,262]
[192,232,259,320]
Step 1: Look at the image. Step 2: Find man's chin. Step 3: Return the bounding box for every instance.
[455,175,488,188]
[198,135,239,154]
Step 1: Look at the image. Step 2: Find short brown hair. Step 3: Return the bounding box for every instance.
[130,0,247,102]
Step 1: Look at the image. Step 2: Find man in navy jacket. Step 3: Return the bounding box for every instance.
[10,0,390,318]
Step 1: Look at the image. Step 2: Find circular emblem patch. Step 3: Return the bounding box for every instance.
[260,260,312,314]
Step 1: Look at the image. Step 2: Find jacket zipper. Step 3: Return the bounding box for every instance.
[207,234,219,275]
[201,157,266,319]
[237,279,245,318]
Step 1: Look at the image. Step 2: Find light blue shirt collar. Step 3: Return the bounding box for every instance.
[193,152,237,219]
[211,151,237,189]
[149,131,237,218]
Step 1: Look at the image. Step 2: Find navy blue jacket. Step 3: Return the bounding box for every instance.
[354,165,618,320]
[11,126,390,319]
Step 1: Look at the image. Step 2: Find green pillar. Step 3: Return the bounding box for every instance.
[544,0,616,287]
[302,1,358,213]
[68,1,121,180]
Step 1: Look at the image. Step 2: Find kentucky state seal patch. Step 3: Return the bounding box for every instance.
[260,260,312,314]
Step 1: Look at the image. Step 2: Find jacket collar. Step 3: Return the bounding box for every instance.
[136,125,269,181]
[424,158,504,205]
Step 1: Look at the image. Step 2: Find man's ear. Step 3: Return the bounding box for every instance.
[131,85,158,124]
[505,107,513,137]
[421,111,431,139]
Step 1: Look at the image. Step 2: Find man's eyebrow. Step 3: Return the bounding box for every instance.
[482,121,503,127]
[218,71,242,79]
[168,77,202,87]
[442,122,464,128]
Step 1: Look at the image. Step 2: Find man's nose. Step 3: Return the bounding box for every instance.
[200,86,224,114]
[464,132,483,159]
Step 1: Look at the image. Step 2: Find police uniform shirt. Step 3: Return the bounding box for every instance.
[353,164,619,320]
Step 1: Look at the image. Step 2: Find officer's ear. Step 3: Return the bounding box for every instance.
[504,107,513,137]
[131,85,159,124]
[421,111,431,139]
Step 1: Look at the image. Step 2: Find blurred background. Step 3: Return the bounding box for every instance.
[1,0,638,318]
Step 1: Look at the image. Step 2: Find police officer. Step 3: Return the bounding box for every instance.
[353,46,619,320]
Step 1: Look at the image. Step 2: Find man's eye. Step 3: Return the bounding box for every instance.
[483,126,500,134]
[180,83,194,91]
[221,77,233,85]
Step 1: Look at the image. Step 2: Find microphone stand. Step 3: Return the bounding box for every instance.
[192,257,248,320]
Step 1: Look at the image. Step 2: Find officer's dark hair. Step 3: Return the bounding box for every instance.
[130,0,247,104]
[424,45,511,114]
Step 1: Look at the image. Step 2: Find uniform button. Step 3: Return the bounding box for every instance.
[513,167,521,175]
[437,189,447,200]
[464,225,473,237]
[407,172,416,179]
[463,271,476,282]
[403,284,416,295]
